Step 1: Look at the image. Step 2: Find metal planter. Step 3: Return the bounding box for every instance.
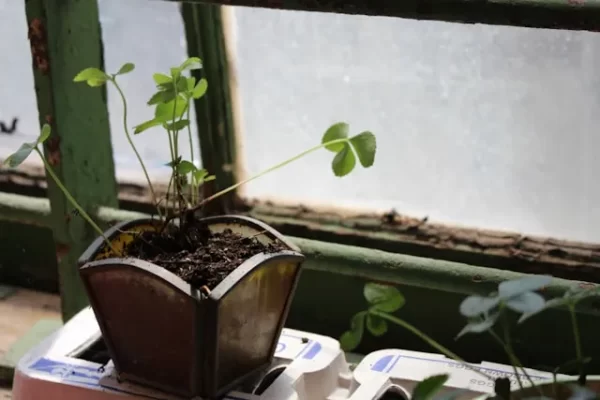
[78,215,304,399]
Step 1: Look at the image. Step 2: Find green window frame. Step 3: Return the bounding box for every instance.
[1,0,599,372]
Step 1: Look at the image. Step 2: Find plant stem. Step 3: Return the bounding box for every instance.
[489,328,525,391]
[177,138,348,221]
[371,310,494,381]
[569,303,585,383]
[35,148,119,255]
[185,106,196,204]
[109,78,161,218]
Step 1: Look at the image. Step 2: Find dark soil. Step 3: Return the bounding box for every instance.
[124,221,287,289]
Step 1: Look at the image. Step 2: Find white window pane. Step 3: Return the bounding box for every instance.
[0,0,200,184]
[230,7,600,243]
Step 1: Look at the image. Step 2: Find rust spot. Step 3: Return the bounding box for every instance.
[45,115,53,125]
[55,243,70,264]
[578,282,597,290]
[28,18,50,75]
[472,275,483,283]
[46,137,61,166]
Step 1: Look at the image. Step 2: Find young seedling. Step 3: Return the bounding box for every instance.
[344,277,600,400]
[2,124,118,254]
[73,57,377,229]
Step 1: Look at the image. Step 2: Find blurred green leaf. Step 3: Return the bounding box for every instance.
[364,283,405,313]
[153,73,172,85]
[177,160,197,174]
[155,99,188,123]
[3,142,36,168]
[322,122,349,152]
[38,124,51,144]
[73,67,107,83]
[498,275,552,299]
[165,119,190,132]
[180,57,202,71]
[459,295,500,318]
[192,78,208,99]
[412,374,449,400]
[116,63,135,75]
[339,312,366,351]
[505,292,546,314]
[366,314,388,337]
[456,313,499,339]
[349,131,376,168]
[133,118,162,134]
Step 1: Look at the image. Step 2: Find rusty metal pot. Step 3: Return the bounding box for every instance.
[78,215,304,399]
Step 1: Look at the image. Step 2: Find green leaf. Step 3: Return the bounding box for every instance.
[187,77,196,92]
[366,314,388,336]
[459,295,500,318]
[180,57,202,71]
[349,131,376,168]
[505,292,546,314]
[364,283,405,313]
[456,313,499,339]
[192,78,208,99]
[3,142,36,168]
[177,160,197,174]
[73,67,108,83]
[164,119,190,132]
[412,375,449,400]
[518,297,566,324]
[498,275,553,299]
[170,67,181,80]
[322,122,349,152]
[116,62,135,75]
[153,73,172,85]
[332,142,356,177]
[133,118,162,134]
[38,124,51,144]
[339,312,366,351]
[155,99,188,123]
[87,78,107,87]
[176,76,188,93]
[147,90,176,106]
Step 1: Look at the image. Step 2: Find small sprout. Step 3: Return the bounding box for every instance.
[73,67,108,87]
[365,314,387,337]
[153,73,172,86]
[179,56,202,71]
[455,312,500,339]
[115,63,135,76]
[3,123,51,168]
[134,119,162,135]
[411,374,449,400]
[498,275,552,299]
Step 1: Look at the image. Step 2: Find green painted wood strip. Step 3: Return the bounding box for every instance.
[0,192,596,315]
[181,3,239,214]
[167,0,600,32]
[25,0,119,321]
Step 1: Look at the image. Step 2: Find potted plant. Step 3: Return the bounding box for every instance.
[341,276,600,400]
[4,58,378,398]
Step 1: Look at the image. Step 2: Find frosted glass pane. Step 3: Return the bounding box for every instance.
[0,0,200,184]
[230,7,600,243]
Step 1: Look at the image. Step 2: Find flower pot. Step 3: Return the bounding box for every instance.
[472,376,600,400]
[77,215,305,399]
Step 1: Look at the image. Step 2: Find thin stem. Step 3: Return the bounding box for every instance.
[371,310,494,381]
[185,106,196,204]
[569,303,585,382]
[35,148,119,255]
[109,77,161,218]
[489,328,525,391]
[180,138,348,219]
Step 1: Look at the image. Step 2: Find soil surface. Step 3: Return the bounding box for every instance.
[124,221,287,289]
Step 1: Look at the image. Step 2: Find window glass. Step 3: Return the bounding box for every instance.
[229,6,600,242]
[0,0,200,183]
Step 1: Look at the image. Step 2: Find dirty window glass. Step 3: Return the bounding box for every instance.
[228,6,600,243]
[0,0,198,183]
